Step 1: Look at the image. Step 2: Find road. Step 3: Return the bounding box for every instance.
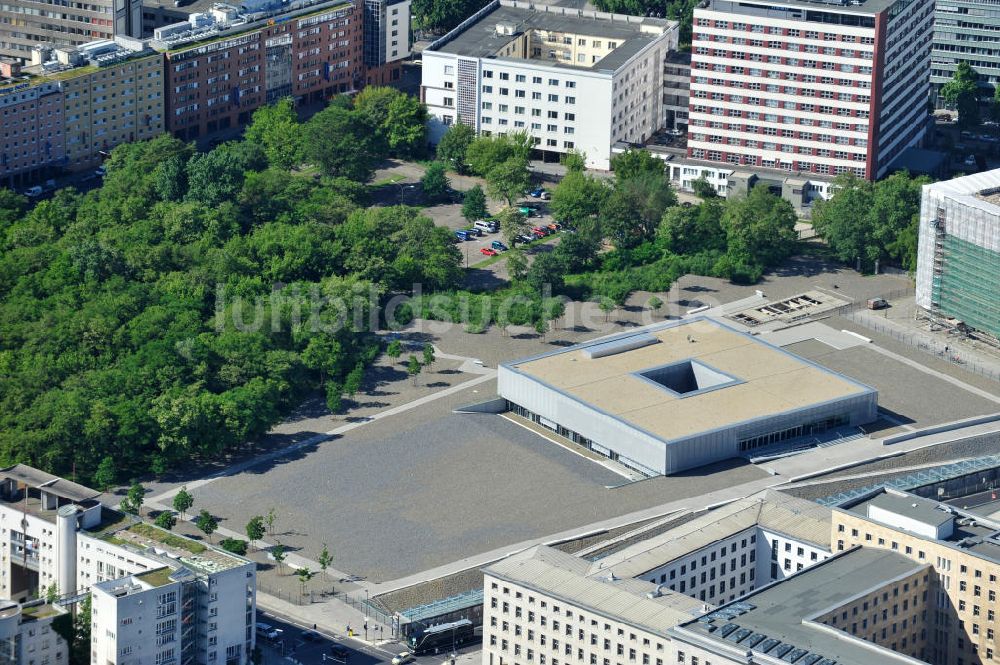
[257,608,482,665]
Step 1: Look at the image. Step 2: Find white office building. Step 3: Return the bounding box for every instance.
[422,0,679,170]
[0,465,256,665]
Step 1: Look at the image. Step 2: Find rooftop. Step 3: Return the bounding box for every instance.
[0,464,100,503]
[503,318,873,444]
[928,168,1000,215]
[672,548,930,665]
[590,490,832,579]
[428,0,674,73]
[838,488,1000,566]
[485,546,705,635]
[19,602,66,621]
[701,0,896,19]
[102,521,251,575]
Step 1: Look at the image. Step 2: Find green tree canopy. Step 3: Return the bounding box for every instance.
[610,149,665,182]
[303,105,381,180]
[722,185,798,281]
[486,158,532,207]
[466,133,533,177]
[436,123,476,173]
[941,62,982,129]
[421,162,451,202]
[243,97,304,170]
[461,184,488,222]
[549,171,608,227]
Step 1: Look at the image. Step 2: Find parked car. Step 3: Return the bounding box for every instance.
[532,226,551,236]
[301,630,322,642]
[392,652,415,665]
[517,233,535,244]
[455,230,473,241]
[94,166,106,177]
[867,297,888,310]
[330,645,350,662]
[481,248,498,256]
[547,222,561,231]
[23,186,43,198]
[475,219,499,233]
[532,229,547,239]
[491,240,509,251]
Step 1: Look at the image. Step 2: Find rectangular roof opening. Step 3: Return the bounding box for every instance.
[636,360,738,397]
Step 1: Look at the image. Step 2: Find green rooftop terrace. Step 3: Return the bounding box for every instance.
[136,567,176,588]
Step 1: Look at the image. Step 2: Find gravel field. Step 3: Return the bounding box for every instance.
[192,386,766,582]
[783,342,1000,429]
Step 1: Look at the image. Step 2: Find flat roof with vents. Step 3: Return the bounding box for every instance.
[498,317,877,474]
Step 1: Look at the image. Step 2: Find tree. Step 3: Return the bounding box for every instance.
[525,252,566,295]
[272,543,286,574]
[497,206,530,247]
[506,248,529,283]
[598,297,616,322]
[72,595,91,665]
[647,296,664,318]
[386,339,403,359]
[186,141,266,207]
[243,98,304,170]
[407,355,423,385]
[422,343,436,369]
[220,538,248,556]
[318,543,333,576]
[45,582,59,604]
[691,176,718,199]
[354,87,428,158]
[343,364,364,398]
[265,507,278,536]
[325,381,344,413]
[466,133,532,177]
[658,199,725,255]
[602,174,676,248]
[560,150,587,173]
[941,62,981,129]
[486,158,532,207]
[121,482,145,516]
[610,149,665,182]
[92,456,117,493]
[436,123,476,173]
[195,510,218,543]
[461,184,488,223]
[303,105,380,180]
[722,185,798,281]
[553,224,602,272]
[246,515,266,551]
[297,566,315,598]
[154,511,177,531]
[172,486,194,520]
[422,162,451,202]
[549,172,608,227]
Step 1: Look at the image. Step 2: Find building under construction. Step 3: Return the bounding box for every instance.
[916,170,1000,342]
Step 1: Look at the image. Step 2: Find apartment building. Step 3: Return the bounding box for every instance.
[833,487,1000,665]
[482,546,703,665]
[0,0,142,63]
[915,169,1000,341]
[152,0,364,140]
[687,0,934,181]
[422,0,678,170]
[0,38,163,185]
[0,600,70,665]
[0,465,257,665]
[668,547,932,665]
[0,76,64,187]
[661,51,689,132]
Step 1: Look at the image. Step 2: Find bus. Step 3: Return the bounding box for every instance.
[408,619,478,655]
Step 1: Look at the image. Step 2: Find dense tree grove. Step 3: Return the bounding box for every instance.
[812,172,929,272]
[0,90,453,486]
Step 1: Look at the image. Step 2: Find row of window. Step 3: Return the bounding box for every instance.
[693,48,874,75]
[688,149,866,177]
[482,70,578,88]
[694,19,875,44]
[481,86,577,104]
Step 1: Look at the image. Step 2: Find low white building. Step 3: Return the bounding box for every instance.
[421,0,679,170]
[0,465,256,665]
[498,318,878,476]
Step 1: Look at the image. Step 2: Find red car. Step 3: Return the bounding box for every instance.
[480,248,498,256]
[532,226,550,236]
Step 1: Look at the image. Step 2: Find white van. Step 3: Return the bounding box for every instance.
[474,220,498,233]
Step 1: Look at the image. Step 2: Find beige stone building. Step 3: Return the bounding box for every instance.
[833,487,1000,665]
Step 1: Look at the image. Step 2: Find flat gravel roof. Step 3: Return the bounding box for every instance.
[505,318,873,443]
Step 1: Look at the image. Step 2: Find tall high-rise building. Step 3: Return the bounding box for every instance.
[687,0,934,181]
[363,0,411,84]
[0,0,143,63]
[929,0,1000,105]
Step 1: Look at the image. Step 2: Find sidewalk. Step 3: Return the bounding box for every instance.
[257,591,399,654]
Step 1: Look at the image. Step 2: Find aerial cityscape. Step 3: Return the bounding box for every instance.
[1,0,999,661]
